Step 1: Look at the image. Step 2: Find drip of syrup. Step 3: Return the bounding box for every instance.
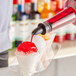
[31,35,34,42]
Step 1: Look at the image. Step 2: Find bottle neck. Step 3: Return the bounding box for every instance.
[43,3,49,10]
[51,0,57,12]
[30,3,40,19]
[13,0,18,5]
[31,3,38,12]
[56,0,64,10]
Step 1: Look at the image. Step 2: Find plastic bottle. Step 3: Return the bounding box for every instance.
[41,0,55,19]
[13,0,18,14]
[16,0,29,21]
[25,0,31,14]
[55,0,64,14]
[32,7,76,35]
[30,0,40,19]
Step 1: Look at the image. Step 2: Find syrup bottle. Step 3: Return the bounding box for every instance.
[32,7,76,35]
[54,26,66,43]
[48,0,55,18]
[40,0,55,19]
[51,0,57,12]
[30,0,40,19]
[12,0,18,21]
[16,0,22,21]
[16,0,29,21]
[55,0,64,14]
[65,24,76,40]
[13,0,18,15]
[37,0,45,13]
[25,0,31,14]
[40,2,49,19]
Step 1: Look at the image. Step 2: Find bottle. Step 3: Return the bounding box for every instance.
[48,0,55,17]
[19,21,30,42]
[13,0,18,15]
[15,22,22,47]
[38,0,45,13]
[50,0,57,13]
[65,23,76,40]
[12,0,18,21]
[54,26,66,43]
[57,0,64,9]
[16,0,29,21]
[30,1,40,19]
[54,35,65,43]
[25,0,31,14]
[16,0,23,20]
[10,22,16,49]
[12,14,16,21]
[40,2,49,19]
[41,0,55,19]
[32,7,76,35]
[55,0,64,14]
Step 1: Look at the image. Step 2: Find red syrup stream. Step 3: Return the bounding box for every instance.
[31,35,34,42]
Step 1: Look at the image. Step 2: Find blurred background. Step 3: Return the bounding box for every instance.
[9,0,76,50]
[5,1,76,76]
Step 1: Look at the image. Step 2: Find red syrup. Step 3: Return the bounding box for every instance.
[17,35,38,54]
[31,35,34,42]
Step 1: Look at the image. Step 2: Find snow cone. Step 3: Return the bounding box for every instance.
[15,41,40,76]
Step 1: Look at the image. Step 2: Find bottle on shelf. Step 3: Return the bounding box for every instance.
[13,0,18,15]
[48,0,55,17]
[41,0,55,19]
[50,0,57,13]
[30,0,40,19]
[25,0,31,14]
[65,33,76,41]
[55,0,64,14]
[54,34,66,43]
[37,0,45,13]
[15,22,22,47]
[16,0,23,21]
[65,24,76,41]
[16,0,29,21]
[54,26,66,43]
[12,0,18,21]
[12,14,17,21]
[41,2,49,19]
[9,22,16,49]
[75,33,76,39]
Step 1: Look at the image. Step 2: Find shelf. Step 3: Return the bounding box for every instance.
[55,40,76,59]
[9,40,76,66]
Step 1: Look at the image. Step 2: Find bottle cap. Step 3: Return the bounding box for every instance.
[25,0,31,3]
[13,0,18,4]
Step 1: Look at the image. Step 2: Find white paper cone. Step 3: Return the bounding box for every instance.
[15,52,40,75]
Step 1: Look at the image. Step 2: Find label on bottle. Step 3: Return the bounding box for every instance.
[35,14,40,19]
[10,22,15,42]
[13,5,17,14]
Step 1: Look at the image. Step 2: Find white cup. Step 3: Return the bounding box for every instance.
[15,51,40,76]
